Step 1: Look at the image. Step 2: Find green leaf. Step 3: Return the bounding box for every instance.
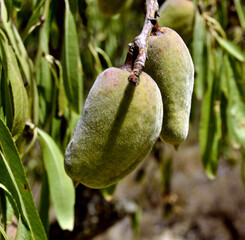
[4,0,12,21]
[0,118,47,240]
[35,0,53,125]
[63,109,80,149]
[37,128,75,231]
[12,25,33,83]
[0,224,8,240]
[0,2,32,85]
[58,67,68,117]
[234,0,245,31]
[220,60,229,98]
[96,47,113,68]
[192,13,206,100]
[15,217,32,240]
[0,41,28,139]
[130,206,141,237]
[68,0,77,15]
[0,184,19,220]
[0,65,13,131]
[50,118,62,147]
[100,184,117,201]
[199,34,221,178]
[13,0,22,10]
[88,41,103,75]
[21,0,45,41]
[35,0,52,104]
[37,93,47,125]
[37,57,52,103]
[62,0,83,114]
[214,34,245,62]
[219,0,228,29]
[5,198,14,224]
[32,77,39,126]
[38,172,49,235]
[43,54,68,117]
[0,188,7,229]
[224,56,245,149]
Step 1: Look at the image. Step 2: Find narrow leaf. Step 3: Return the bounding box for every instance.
[0,118,47,240]
[100,184,117,201]
[13,0,22,10]
[199,34,221,178]
[36,57,52,103]
[32,78,39,126]
[62,0,82,114]
[234,0,245,31]
[21,0,45,41]
[63,109,80,149]
[35,0,52,104]
[37,93,47,125]
[0,183,19,220]
[4,0,12,21]
[0,65,13,131]
[37,128,75,231]
[58,67,68,117]
[68,0,77,15]
[88,41,103,75]
[0,1,32,85]
[130,207,141,237]
[43,54,67,117]
[96,47,113,68]
[38,171,49,235]
[5,198,14,225]
[192,13,206,100]
[225,56,245,149]
[0,42,28,139]
[0,225,8,240]
[214,34,245,62]
[15,217,32,240]
[0,188,7,229]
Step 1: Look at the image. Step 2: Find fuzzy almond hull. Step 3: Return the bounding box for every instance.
[64,67,163,188]
[158,0,195,43]
[145,27,194,147]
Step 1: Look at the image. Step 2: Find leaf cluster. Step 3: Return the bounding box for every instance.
[192,0,245,178]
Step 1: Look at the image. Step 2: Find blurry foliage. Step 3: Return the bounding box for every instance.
[192,0,245,178]
[0,0,244,239]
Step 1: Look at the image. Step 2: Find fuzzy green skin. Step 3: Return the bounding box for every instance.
[64,68,163,189]
[144,27,194,147]
[97,0,128,17]
[158,0,195,43]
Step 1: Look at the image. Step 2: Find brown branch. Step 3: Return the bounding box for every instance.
[124,0,159,86]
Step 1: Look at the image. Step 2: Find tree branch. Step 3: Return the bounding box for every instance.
[125,0,159,85]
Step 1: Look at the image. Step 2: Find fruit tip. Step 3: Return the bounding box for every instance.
[73,180,79,188]
[174,144,180,151]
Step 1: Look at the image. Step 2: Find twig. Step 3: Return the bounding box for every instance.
[125,0,159,86]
